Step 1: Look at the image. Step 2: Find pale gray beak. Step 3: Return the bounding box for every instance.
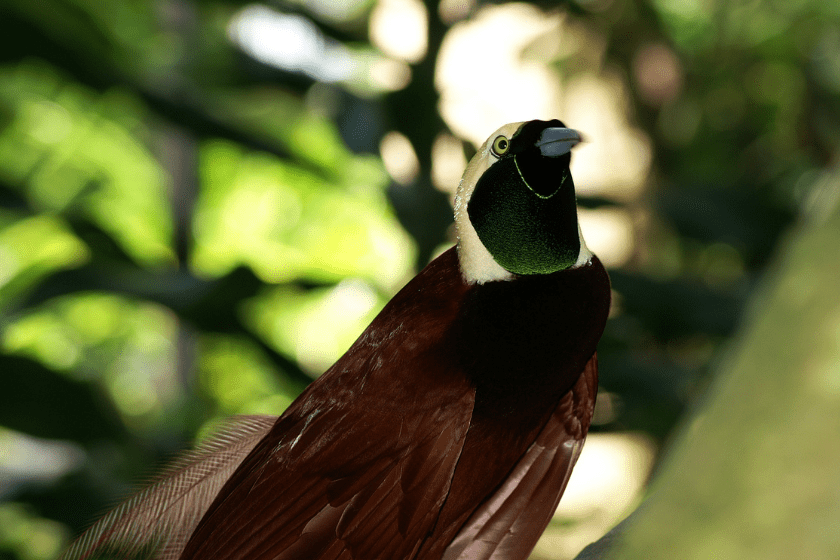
[536,127,582,157]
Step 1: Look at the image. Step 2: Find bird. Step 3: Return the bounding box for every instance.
[61,119,611,560]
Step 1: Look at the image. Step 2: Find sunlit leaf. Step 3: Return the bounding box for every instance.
[197,334,298,417]
[0,61,174,267]
[2,293,179,430]
[0,502,69,560]
[244,278,386,376]
[192,140,414,290]
[0,214,89,304]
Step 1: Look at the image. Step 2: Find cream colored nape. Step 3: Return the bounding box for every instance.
[454,122,521,284]
[454,121,593,285]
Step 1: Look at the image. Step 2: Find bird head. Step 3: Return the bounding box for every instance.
[455,119,592,284]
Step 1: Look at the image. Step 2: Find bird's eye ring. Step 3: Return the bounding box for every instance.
[491,135,510,157]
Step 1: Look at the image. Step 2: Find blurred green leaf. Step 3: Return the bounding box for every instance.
[0,62,173,267]
[192,139,414,289]
[245,278,387,376]
[0,214,89,305]
[0,502,68,560]
[197,334,298,415]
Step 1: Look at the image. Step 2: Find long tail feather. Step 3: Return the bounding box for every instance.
[60,415,276,560]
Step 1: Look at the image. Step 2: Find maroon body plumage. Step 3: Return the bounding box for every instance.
[62,120,611,560]
[179,247,610,560]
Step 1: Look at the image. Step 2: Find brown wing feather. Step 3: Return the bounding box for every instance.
[179,387,475,560]
[179,248,476,560]
[442,354,599,560]
[60,415,276,560]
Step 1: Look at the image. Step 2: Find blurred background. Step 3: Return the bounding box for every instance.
[0,0,838,558]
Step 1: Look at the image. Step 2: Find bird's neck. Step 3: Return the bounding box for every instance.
[453,256,610,420]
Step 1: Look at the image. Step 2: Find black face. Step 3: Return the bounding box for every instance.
[467,119,581,276]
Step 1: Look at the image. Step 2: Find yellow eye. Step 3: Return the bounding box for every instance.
[491,135,510,156]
